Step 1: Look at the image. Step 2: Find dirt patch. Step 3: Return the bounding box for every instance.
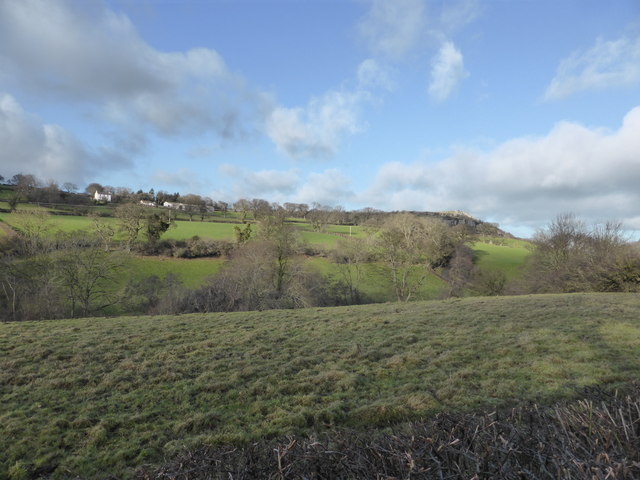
[0,220,16,238]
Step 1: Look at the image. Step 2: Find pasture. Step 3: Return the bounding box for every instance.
[0,211,357,248]
[2,293,639,478]
[472,239,531,280]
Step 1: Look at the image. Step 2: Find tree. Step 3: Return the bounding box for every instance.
[250,198,272,221]
[332,236,371,304]
[90,214,115,251]
[12,209,56,256]
[375,214,458,302]
[0,254,61,321]
[54,234,123,317]
[258,210,300,294]
[234,223,252,245]
[145,212,174,244]
[115,202,146,251]
[307,203,332,232]
[180,194,205,221]
[215,201,229,217]
[62,182,78,193]
[233,198,251,223]
[85,183,103,196]
[41,180,61,203]
[525,214,637,293]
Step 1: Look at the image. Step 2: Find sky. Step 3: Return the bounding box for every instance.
[1,0,640,238]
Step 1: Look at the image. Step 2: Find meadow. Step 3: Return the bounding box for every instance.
[2,292,639,478]
[472,239,531,280]
[0,210,360,249]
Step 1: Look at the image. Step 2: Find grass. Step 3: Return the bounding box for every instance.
[306,257,448,302]
[1,292,639,478]
[472,238,531,280]
[121,256,224,288]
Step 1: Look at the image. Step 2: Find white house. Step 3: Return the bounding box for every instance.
[94,191,112,202]
[140,200,156,207]
[163,201,187,210]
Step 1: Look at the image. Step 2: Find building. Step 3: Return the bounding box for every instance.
[94,191,112,202]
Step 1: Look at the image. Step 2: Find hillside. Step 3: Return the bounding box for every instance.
[2,293,639,478]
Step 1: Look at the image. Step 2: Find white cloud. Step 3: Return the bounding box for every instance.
[0,0,270,138]
[357,58,395,91]
[266,89,366,160]
[245,170,301,196]
[357,0,427,59]
[217,166,301,201]
[214,166,352,206]
[0,93,125,183]
[296,169,354,206]
[544,34,640,100]
[364,106,640,235]
[151,168,207,192]
[428,41,468,102]
[439,0,482,35]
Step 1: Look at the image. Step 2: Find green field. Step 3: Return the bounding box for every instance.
[0,212,353,248]
[307,257,448,302]
[122,256,224,288]
[473,238,531,280]
[1,293,639,478]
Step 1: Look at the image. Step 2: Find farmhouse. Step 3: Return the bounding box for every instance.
[140,200,156,207]
[163,201,187,210]
[94,191,112,202]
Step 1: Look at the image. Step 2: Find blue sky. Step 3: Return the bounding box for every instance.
[1,0,640,237]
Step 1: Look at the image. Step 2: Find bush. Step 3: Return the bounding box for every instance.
[471,269,507,296]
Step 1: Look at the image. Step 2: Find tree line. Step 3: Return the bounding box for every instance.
[2,173,639,321]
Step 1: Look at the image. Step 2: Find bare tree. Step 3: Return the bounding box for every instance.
[62,182,78,193]
[375,214,457,302]
[332,236,371,304]
[525,214,637,293]
[54,234,124,317]
[115,202,146,251]
[12,209,56,256]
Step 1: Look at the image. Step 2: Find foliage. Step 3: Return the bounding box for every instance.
[145,212,174,244]
[115,202,147,251]
[53,233,124,317]
[374,213,460,301]
[233,222,252,245]
[524,214,639,293]
[330,236,372,304]
[470,268,507,296]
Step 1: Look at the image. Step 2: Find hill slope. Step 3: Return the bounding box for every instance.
[1,293,639,478]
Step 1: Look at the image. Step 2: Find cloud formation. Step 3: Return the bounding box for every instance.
[364,106,640,234]
[0,93,128,183]
[214,166,354,207]
[0,0,269,138]
[265,57,397,160]
[428,41,468,102]
[544,33,640,100]
[357,0,427,59]
[266,89,366,160]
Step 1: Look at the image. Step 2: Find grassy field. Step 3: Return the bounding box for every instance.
[122,256,224,288]
[0,211,350,248]
[473,238,531,280]
[306,257,448,302]
[1,292,639,478]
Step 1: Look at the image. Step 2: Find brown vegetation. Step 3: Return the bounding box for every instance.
[139,384,640,480]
